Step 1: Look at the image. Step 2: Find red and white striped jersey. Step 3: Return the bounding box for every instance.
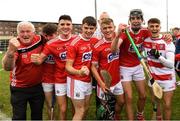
[143,36,175,82]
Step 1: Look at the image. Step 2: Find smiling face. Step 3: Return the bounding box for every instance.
[81,23,96,39]
[129,15,143,32]
[129,9,144,32]
[148,18,161,38]
[17,22,35,45]
[100,18,115,41]
[58,19,73,37]
[81,16,97,39]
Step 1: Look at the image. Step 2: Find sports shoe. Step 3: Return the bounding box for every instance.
[136,112,145,121]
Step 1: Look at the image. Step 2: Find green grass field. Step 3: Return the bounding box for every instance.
[0,53,180,120]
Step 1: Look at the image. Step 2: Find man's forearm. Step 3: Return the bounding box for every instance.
[2,51,15,71]
[111,36,120,53]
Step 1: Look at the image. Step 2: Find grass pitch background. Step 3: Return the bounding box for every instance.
[0,53,180,120]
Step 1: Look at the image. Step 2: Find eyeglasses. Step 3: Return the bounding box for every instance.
[130,16,141,20]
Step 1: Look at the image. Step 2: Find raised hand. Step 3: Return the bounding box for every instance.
[162,33,172,44]
[8,38,20,52]
[117,23,127,35]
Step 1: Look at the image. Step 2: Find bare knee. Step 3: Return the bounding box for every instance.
[163,101,171,111]
[138,93,146,101]
[125,94,133,104]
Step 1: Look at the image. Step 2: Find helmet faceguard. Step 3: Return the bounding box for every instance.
[129,9,144,20]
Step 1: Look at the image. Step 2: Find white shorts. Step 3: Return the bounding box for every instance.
[97,81,124,100]
[148,77,176,92]
[120,64,145,82]
[42,83,54,92]
[55,83,67,96]
[67,76,92,100]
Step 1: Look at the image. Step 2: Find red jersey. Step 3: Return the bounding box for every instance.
[92,39,120,86]
[119,27,150,67]
[175,54,180,61]
[66,35,98,82]
[10,35,43,88]
[42,54,55,83]
[42,35,77,83]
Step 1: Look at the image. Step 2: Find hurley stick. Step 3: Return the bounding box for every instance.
[125,28,163,99]
[100,69,115,120]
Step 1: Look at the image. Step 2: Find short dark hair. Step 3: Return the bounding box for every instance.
[58,15,72,22]
[173,27,180,31]
[42,23,57,35]
[82,16,97,27]
[148,18,161,24]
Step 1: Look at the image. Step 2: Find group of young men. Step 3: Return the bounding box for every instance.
[2,8,177,120]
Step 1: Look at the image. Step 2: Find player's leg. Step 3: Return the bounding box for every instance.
[113,81,125,120]
[120,66,134,120]
[42,83,54,119]
[122,81,133,120]
[133,65,146,120]
[163,91,174,120]
[83,94,92,119]
[67,77,92,120]
[55,83,67,120]
[134,80,146,117]
[71,98,85,120]
[160,80,176,120]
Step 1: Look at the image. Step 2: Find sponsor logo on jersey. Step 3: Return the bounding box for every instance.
[45,54,55,64]
[128,43,143,53]
[82,51,92,62]
[59,51,67,61]
[107,52,119,63]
